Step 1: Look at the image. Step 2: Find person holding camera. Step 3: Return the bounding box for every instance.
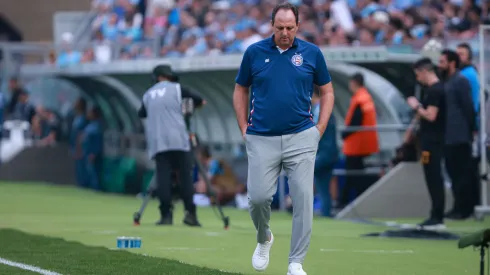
[137,65,201,227]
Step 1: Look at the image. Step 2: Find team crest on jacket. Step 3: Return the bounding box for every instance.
[291,54,303,66]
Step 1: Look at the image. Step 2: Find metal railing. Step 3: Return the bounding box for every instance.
[0,34,488,66]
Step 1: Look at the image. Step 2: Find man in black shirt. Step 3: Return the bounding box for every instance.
[407,58,446,230]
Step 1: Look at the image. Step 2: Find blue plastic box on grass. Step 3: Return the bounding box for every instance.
[116,236,142,249]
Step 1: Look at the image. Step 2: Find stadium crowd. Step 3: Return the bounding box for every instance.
[54,0,490,66]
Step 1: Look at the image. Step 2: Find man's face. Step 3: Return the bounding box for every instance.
[271,9,298,49]
[19,94,28,103]
[414,69,427,85]
[348,80,358,93]
[438,54,449,72]
[456,46,470,65]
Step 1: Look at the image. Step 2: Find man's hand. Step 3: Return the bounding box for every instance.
[316,82,335,138]
[407,96,420,110]
[240,125,247,140]
[315,124,326,137]
[233,83,250,140]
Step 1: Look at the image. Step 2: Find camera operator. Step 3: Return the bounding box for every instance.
[168,74,206,112]
[137,65,202,227]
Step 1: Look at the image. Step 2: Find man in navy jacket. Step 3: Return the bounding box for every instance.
[312,90,339,217]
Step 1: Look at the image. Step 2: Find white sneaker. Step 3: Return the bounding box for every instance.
[252,232,274,271]
[287,263,307,275]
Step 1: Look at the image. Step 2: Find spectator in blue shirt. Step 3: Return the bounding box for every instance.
[457,43,480,130]
[71,98,88,187]
[82,106,104,191]
[456,42,481,216]
[57,32,83,68]
[101,13,120,41]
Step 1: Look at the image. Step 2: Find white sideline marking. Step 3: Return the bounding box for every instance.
[92,230,118,235]
[0,257,63,275]
[319,249,343,252]
[320,249,414,254]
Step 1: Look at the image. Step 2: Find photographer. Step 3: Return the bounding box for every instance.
[137,65,202,227]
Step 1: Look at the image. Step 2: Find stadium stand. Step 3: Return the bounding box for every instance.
[51,0,490,65]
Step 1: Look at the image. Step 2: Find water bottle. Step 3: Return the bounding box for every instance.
[134,237,142,248]
[129,237,136,248]
[117,236,129,248]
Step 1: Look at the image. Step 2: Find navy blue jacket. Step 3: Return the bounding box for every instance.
[312,103,339,171]
[82,120,103,157]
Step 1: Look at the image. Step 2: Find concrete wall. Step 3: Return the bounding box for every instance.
[0,0,91,42]
[337,162,490,219]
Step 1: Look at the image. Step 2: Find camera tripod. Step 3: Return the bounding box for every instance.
[132,99,230,229]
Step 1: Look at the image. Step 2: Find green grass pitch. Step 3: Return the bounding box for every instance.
[0,181,488,275]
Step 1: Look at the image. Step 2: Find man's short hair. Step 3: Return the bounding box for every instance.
[271,2,299,25]
[412,57,435,71]
[350,72,364,86]
[441,49,460,68]
[457,42,473,60]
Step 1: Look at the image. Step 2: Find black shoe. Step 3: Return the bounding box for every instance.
[445,210,465,219]
[447,212,473,220]
[183,212,201,227]
[444,209,457,218]
[418,218,446,231]
[156,213,173,225]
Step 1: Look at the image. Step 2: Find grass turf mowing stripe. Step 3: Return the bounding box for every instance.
[0,257,62,275]
[0,229,242,275]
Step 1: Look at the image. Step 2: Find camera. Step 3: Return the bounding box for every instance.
[182,97,195,117]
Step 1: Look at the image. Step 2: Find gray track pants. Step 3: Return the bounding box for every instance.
[245,126,320,264]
